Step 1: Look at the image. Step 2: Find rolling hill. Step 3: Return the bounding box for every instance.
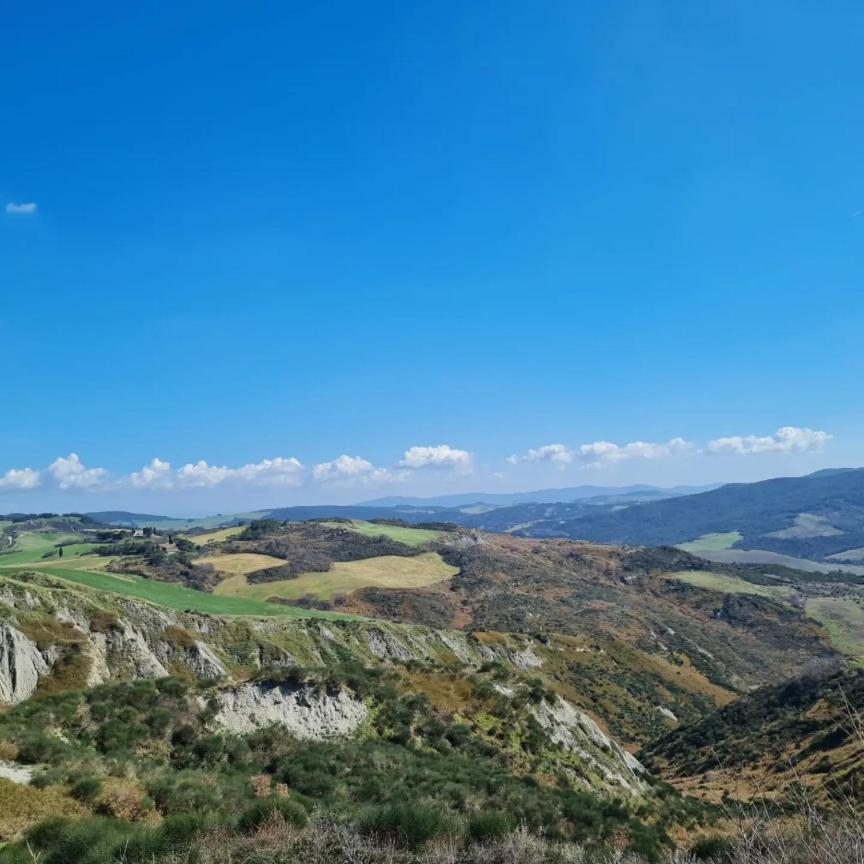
[1,512,863,861]
[460,468,864,565]
[361,483,716,508]
[81,469,864,573]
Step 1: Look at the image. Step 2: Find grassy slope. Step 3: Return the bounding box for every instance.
[666,570,796,600]
[1,528,361,619]
[677,531,741,552]
[667,570,864,662]
[190,526,245,545]
[0,531,86,565]
[214,552,458,601]
[805,596,864,663]
[198,552,287,575]
[0,533,357,620]
[13,565,357,619]
[321,520,444,546]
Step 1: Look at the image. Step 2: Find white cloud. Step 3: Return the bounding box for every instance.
[5,202,37,215]
[508,443,574,468]
[0,467,41,491]
[90,456,306,491]
[399,445,473,472]
[313,454,403,484]
[173,460,232,488]
[579,437,693,465]
[232,456,304,486]
[129,458,174,490]
[313,455,374,482]
[171,456,305,489]
[48,453,108,490]
[5,453,305,494]
[707,426,831,455]
[509,437,693,468]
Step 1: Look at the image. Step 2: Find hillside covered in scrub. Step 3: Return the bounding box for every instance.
[0,513,862,863]
[642,668,864,805]
[0,567,704,860]
[458,468,864,566]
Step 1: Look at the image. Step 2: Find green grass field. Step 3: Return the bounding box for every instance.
[677,531,742,553]
[0,530,358,620]
[804,596,864,662]
[214,551,458,602]
[0,531,88,565]
[2,564,357,620]
[322,520,444,546]
[666,570,796,600]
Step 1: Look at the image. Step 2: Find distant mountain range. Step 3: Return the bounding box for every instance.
[360,483,718,508]
[81,468,864,568]
[82,484,710,530]
[459,467,864,568]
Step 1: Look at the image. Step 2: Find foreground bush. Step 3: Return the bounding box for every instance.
[238,797,308,834]
[359,802,451,848]
[467,810,513,842]
[4,812,864,864]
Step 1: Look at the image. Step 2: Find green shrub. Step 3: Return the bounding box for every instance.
[27,816,128,864]
[160,812,213,842]
[117,824,172,861]
[359,802,450,848]
[69,774,102,804]
[691,834,735,860]
[146,771,223,814]
[237,797,307,834]
[22,815,205,864]
[466,810,513,842]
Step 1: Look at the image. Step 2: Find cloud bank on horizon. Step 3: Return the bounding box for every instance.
[0,427,833,504]
[507,426,832,468]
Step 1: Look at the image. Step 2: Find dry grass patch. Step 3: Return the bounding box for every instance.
[189,527,245,546]
[214,553,458,602]
[0,778,83,840]
[401,671,476,713]
[200,553,288,576]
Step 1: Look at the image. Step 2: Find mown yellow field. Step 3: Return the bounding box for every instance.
[213,551,458,602]
[189,526,245,546]
[199,552,287,575]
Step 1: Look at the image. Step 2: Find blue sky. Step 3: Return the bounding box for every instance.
[1,0,862,513]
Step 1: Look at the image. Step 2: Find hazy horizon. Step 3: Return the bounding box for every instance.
[2,457,856,518]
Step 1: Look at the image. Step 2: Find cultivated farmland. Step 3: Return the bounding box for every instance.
[321,520,445,546]
[214,551,457,602]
